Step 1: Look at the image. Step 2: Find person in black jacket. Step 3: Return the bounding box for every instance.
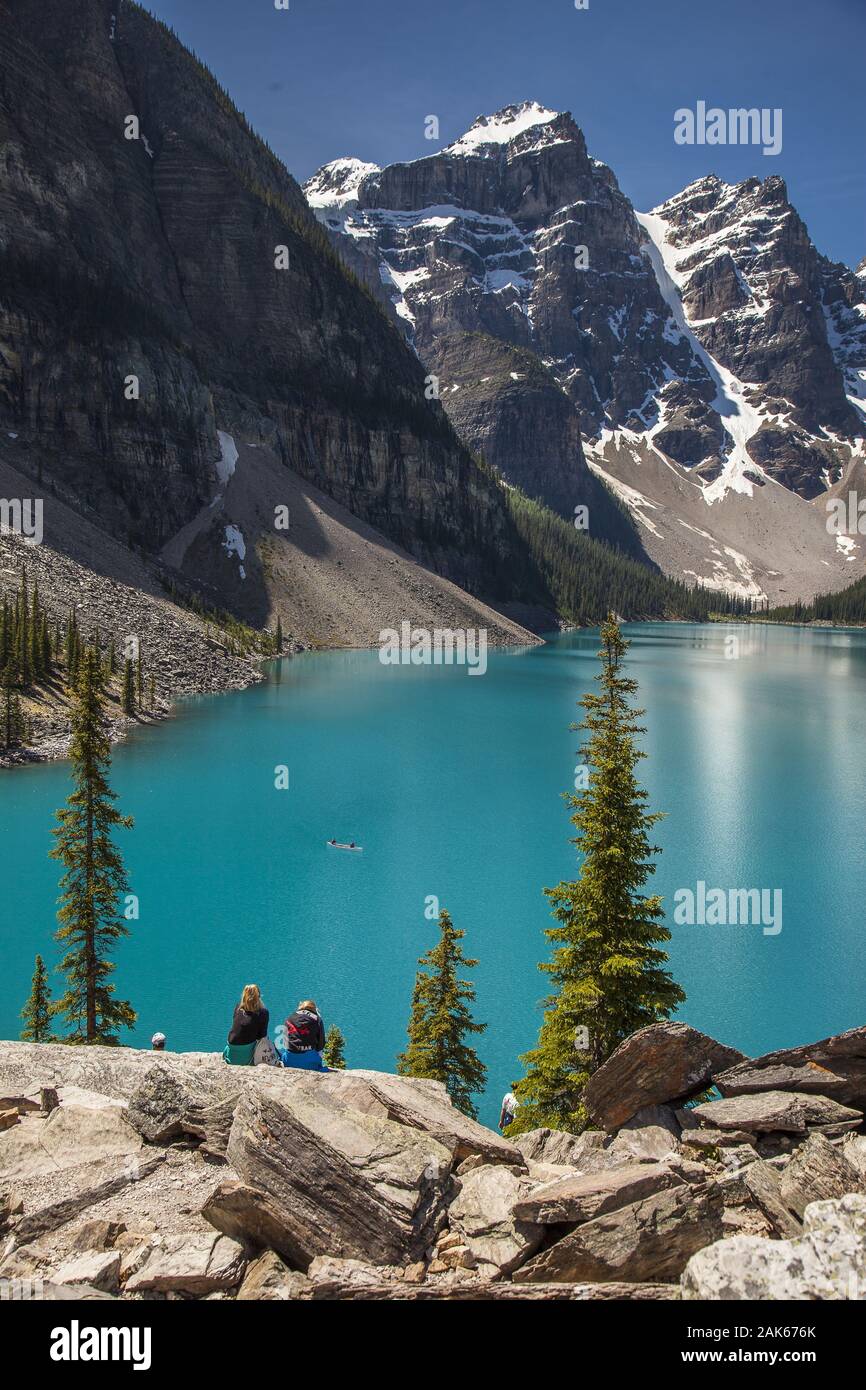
[279,998,326,1069]
[228,984,270,1046]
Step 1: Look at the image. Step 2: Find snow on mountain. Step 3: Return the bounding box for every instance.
[303,157,380,210]
[442,101,560,155]
[305,104,865,601]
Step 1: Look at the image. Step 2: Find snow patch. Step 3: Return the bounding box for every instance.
[215,431,239,486]
[637,210,771,504]
[443,103,559,156]
[223,524,247,580]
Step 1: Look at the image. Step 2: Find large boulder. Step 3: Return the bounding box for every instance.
[447,1164,542,1274]
[584,1024,746,1130]
[0,1042,233,1105]
[124,1233,246,1294]
[237,1250,310,1301]
[53,1251,122,1295]
[715,1025,866,1110]
[512,1161,686,1226]
[0,1102,142,1180]
[690,1091,862,1136]
[842,1134,866,1180]
[125,1063,241,1150]
[201,1180,305,1264]
[604,1106,682,1164]
[682,1194,866,1300]
[325,1070,523,1167]
[738,1159,803,1238]
[512,1128,614,1172]
[225,1071,453,1267]
[514,1181,725,1284]
[778,1134,865,1219]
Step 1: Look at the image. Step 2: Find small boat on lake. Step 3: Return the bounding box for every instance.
[326,840,363,852]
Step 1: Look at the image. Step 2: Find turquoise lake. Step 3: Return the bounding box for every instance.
[1,622,865,1126]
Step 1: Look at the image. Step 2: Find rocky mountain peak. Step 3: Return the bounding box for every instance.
[441,101,563,155]
[303,157,380,209]
[309,105,865,602]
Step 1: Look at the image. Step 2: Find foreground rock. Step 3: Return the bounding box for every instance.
[320,1070,523,1167]
[236,1250,310,1301]
[225,1071,452,1267]
[512,1162,686,1226]
[682,1194,866,1300]
[124,1233,246,1295]
[778,1134,865,1219]
[715,1026,866,1110]
[514,1182,725,1284]
[584,1023,746,1130]
[513,1128,616,1172]
[0,1100,142,1180]
[447,1165,541,1275]
[0,1042,236,1107]
[126,1065,241,1155]
[690,1091,862,1136]
[300,1280,682,1301]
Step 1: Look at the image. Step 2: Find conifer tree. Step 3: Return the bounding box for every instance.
[323,1025,346,1069]
[275,616,283,653]
[20,954,53,1042]
[397,908,487,1118]
[1,666,24,749]
[17,569,29,687]
[122,657,136,716]
[50,648,136,1044]
[514,616,685,1134]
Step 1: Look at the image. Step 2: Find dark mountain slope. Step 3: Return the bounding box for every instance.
[0,0,535,606]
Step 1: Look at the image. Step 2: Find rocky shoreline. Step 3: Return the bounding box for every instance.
[1,1021,865,1301]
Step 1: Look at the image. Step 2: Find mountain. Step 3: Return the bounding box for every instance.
[307,102,866,604]
[0,1,556,637]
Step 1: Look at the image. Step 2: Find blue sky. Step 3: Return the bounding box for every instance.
[144,0,865,266]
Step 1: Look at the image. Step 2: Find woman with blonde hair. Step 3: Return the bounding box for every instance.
[224,983,271,1065]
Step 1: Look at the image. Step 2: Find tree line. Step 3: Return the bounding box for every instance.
[0,569,160,752]
[767,573,866,626]
[506,489,751,626]
[20,612,682,1135]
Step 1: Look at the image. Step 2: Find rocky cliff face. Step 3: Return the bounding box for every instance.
[0,1,545,614]
[308,102,866,602]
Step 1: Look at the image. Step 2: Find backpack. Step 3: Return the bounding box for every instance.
[253,1036,280,1067]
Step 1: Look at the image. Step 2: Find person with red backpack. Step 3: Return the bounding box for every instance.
[276,999,327,1070]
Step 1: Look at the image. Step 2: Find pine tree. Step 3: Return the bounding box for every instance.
[275,616,283,653]
[20,954,53,1042]
[17,569,29,687]
[122,657,135,716]
[323,1025,346,1069]
[1,665,24,749]
[397,908,487,1118]
[514,615,685,1134]
[50,648,136,1044]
